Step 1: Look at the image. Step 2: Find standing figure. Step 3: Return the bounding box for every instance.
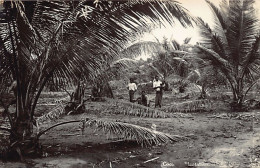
[153,76,164,108]
[127,78,137,102]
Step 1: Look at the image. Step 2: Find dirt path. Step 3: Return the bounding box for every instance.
[197,127,260,168]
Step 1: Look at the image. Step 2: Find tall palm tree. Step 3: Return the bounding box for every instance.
[0,0,193,158]
[195,0,260,111]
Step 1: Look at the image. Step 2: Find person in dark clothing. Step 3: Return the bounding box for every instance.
[140,90,149,106]
[137,91,148,106]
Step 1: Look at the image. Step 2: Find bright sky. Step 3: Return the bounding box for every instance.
[138,0,260,59]
[141,0,219,44]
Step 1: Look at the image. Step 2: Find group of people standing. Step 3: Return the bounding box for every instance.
[127,75,165,108]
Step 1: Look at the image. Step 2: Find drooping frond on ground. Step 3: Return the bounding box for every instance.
[35,98,195,132]
[104,98,210,115]
[104,98,173,118]
[165,99,212,113]
[84,118,189,146]
[36,117,190,146]
[36,103,66,128]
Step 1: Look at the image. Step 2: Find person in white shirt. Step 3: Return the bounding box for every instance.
[127,78,137,102]
[153,75,165,108]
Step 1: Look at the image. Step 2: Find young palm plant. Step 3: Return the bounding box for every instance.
[195,0,260,111]
[0,0,193,159]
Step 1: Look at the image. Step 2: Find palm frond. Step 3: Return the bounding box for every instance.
[110,58,137,68]
[36,102,66,127]
[102,98,196,118]
[37,117,190,146]
[2,0,194,89]
[118,0,194,28]
[196,44,238,87]
[170,40,181,50]
[219,0,229,23]
[197,17,229,60]
[121,41,164,58]
[84,118,188,146]
[206,0,227,30]
[196,17,213,46]
[0,22,16,80]
[227,0,259,64]
[165,99,212,113]
[241,35,260,75]
[206,0,229,51]
[104,98,173,118]
[183,37,192,45]
[195,44,232,72]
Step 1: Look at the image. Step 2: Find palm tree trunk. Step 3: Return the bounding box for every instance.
[200,84,206,99]
[96,81,114,99]
[231,82,245,112]
[8,107,37,160]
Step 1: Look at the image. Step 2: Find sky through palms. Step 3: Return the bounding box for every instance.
[138,0,260,60]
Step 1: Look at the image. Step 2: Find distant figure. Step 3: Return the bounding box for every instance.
[138,90,149,106]
[141,91,148,106]
[127,78,137,102]
[153,76,165,108]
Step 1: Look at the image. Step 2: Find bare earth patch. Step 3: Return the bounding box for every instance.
[1,97,260,168]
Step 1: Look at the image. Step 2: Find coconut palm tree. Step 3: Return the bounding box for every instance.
[0,0,193,159]
[195,0,260,111]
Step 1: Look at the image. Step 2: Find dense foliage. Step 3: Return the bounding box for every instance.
[0,0,193,159]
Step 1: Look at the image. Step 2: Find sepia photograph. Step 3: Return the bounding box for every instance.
[0,0,260,167]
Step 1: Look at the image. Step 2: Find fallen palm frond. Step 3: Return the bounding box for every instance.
[208,113,230,119]
[37,117,190,146]
[165,99,212,113]
[36,103,66,127]
[35,96,71,127]
[104,98,173,118]
[102,98,195,118]
[84,118,188,146]
[209,112,260,121]
[233,113,260,121]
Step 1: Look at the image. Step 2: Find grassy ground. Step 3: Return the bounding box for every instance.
[0,91,260,168]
